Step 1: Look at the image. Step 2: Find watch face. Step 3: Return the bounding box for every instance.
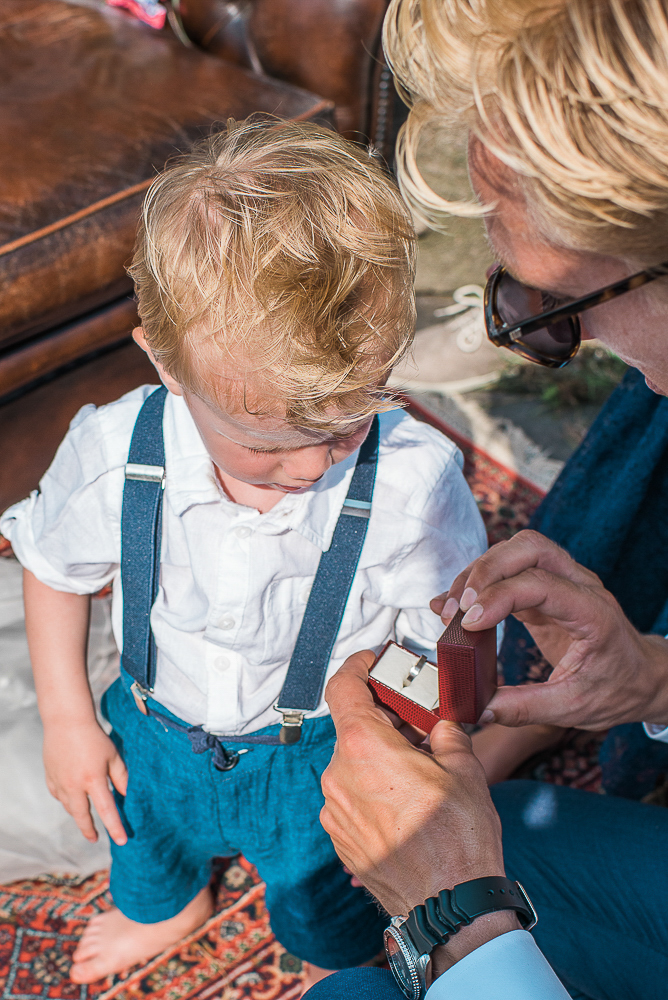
[384,927,419,1000]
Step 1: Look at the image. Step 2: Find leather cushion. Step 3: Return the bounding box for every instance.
[0,0,332,351]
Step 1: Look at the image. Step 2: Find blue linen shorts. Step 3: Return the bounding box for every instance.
[101,675,387,968]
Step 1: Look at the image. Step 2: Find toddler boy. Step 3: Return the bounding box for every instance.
[1,120,487,990]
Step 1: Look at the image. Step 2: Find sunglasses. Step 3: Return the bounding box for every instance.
[484,262,668,368]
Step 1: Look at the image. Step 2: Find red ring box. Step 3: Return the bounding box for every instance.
[368,610,497,730]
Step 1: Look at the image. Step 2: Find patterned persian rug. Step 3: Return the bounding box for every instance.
[405,398,547,546]
[1,858,304,1000]
[0,401,601,1000]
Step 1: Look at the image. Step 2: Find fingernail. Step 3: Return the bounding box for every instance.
[462,603,483,624]
[480,709,495,724]
[441,597,459,622]
[460,587,478,612]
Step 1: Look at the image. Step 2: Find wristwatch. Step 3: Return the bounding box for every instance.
[384,876,537,1000]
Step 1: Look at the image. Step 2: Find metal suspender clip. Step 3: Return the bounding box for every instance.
[125,463,166,487]
[274,706,305,744]
[131,680,152,716]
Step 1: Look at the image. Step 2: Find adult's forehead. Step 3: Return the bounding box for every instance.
[468,139,522,202]
[468,143,527,252]
[467,138,597,294]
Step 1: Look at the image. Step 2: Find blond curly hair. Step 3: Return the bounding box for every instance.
[384,0,668,262]
[130,118,416,430]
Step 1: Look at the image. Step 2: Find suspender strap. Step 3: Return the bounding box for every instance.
[275,417,379,734]
[119,389,379,759]
[120,386,167,691]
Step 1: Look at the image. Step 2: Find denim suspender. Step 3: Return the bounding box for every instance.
[120,385,168,690]
[274,413,378,741]
[120,386,378,768]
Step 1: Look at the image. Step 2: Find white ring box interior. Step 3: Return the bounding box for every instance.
[369,643,440,711]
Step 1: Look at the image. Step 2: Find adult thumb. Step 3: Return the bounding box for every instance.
[428,719,475,760]
[485,681,563,729]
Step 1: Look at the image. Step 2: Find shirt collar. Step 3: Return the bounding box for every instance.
[263,453,357,551]
[162,392,360,552]
[163,393,221,515]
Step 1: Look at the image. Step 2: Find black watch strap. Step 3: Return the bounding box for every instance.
[404,876,537,955]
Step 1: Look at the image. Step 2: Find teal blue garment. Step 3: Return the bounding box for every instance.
[499,367,668,798]
[494,780,668,1000]
[101,674,388,968]
[305,968,403,999]
[305,780,668,1000]
[305,934,569,1000]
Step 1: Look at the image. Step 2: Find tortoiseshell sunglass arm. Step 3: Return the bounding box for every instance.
[485,261,668,347]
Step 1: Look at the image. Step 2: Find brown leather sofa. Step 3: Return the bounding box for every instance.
[1,0,395,512]
[171,0,401,150]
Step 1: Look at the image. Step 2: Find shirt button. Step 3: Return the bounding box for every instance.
[235,525,252,539]
[214,655,230,673]
[219,614,235,630]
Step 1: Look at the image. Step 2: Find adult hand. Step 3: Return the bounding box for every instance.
[321,651,519,975]
[432,530,668,731]
[321,650,506,915]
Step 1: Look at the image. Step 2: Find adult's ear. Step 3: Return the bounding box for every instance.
[132,327,183,396]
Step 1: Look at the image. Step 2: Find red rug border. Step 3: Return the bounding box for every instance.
[400,393,547,500]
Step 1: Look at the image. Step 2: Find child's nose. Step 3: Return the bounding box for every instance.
[282,445,332,483]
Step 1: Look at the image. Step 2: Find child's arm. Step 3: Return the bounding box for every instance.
[23,569,128,846]
[471,721,566,786]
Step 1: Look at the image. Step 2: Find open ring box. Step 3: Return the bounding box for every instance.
[368,610,497,730]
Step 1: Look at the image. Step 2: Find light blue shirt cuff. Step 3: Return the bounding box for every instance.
[643,722,668,743]
[425,930,570,1000]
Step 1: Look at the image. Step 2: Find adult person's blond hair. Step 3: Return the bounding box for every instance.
[384,0,668,264]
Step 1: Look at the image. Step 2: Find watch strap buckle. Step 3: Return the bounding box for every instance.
[515,880,537,931]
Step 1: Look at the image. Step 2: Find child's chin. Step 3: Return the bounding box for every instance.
[272,484,312,494]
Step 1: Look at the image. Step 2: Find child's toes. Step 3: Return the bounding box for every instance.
[72,923,102,962]
[72,938,99,963]
[69,957,107,984]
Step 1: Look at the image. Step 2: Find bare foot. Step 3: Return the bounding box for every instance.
[70,886,214,983]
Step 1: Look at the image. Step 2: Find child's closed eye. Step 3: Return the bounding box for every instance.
[245,445,282,456]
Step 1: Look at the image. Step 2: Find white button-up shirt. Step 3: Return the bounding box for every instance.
[1,386,487,735]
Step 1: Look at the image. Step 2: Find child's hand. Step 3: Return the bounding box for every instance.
[42,720,129,846]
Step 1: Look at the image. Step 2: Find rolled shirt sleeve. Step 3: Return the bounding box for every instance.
[0,395,147,595]
[380,435,487,658]
[426,930,570,1000]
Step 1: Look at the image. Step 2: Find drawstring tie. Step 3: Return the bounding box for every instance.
[137,693,284,770]
[186,728,240,771]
